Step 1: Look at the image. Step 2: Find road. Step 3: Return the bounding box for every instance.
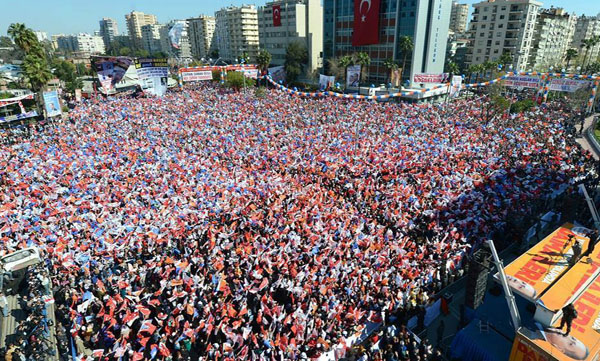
[576,113,599,160]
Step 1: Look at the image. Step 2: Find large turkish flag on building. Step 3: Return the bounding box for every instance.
[352,0,381,46]
[273,5,282,27]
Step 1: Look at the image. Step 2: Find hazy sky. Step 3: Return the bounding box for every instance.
[0,0,598,37]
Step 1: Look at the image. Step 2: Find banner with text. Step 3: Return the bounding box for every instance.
[43,91,62,118]
[413,73,450,84]
[548,78,591,93]
[181,70,213,82]
[503,75,541,89]
[135,58,168,96]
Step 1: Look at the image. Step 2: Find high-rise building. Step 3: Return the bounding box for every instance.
[258,0,323,71]
[323,0,451,86]
[188,15,216,60]
[529,8,576,70]
[99,18,119,48]
[125,11,158,49]
[141,24,166,55]
[215,5,260,62]
[571,14,600,67]
[160,20,193,60]
[54,35,77,52]
[449,1,469,33]
[34,31,48,42]
[466,0,542,71]
[75,33,106,55]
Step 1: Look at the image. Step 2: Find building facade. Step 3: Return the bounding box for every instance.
[323,0,451,86]
[34,31,48,42]
[449,1,469,33]
[99,18,119,49]
[54,35,77,52]
[125,11,158,49]
[75,33,106,55]
[571,14,600,67]
[215,5,260,62]
[529,8,576,70]
[258,0,323,71]
[466,0,542,71]
[188,15,216,60]
[141,24,166,55]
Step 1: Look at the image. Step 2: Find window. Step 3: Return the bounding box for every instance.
[500,15,505,19]
[481,24,486,29]
[498,24,503,28]
[483,16,487,20]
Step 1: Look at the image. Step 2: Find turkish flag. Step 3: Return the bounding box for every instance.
[352,0,380,46]
[273,5,282,27]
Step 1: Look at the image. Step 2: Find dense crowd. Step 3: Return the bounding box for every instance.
[0,85,598,360]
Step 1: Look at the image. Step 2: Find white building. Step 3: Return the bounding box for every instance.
[258,0,323,72]
[160,21,193,61]
[188,15,216,60]
[571,14,600,67]
[215,5,259,62]
[125,11,158,49]
[34,31,48,42]
[450,1,470,34]
[99,18,119,48]
[141,24,166,55]
[75,33,106,55]
[467,0,542,71]
[529,8,577,71]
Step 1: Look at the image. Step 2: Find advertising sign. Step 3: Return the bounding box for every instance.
[413,73,450,84]
[135,58,168,96]
[449,75,463,98]
[319,74,335,90]
[504,76,541,89]
[91,56,133,92]
[43,91,62,118]
[268,66,286,84]
[181,70,212,82]
[346,65,361,88]
[548,78,591,93]
[496,224,590,302]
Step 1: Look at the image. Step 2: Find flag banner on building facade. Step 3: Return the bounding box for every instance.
[391,69,402,87]
[503,75,540,89]
[319,74,335,90]
[548,78,591,93]
[268,66,286,84]
[352,0,381,46]
[346,65,361,88]
[168,22,185,49]
[135,58,169,96]
[413,73,450,84]
[92,56,133,92]
[273,5,282,27]
[449,75,463,98]
[43,91,62,118]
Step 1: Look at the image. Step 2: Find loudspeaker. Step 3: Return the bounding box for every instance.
[465,247,491,309]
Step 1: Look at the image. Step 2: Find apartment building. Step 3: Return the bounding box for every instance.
[188,15,216,60]
[99,18,119,49]
[450,1,470,34]
[215,5,260,62]
[571,14,600,66]
[529,8,576,70]
[125,11,158,49]
[141,24,166,55]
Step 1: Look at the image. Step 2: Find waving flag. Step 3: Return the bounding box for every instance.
[352,0,381,46]
[273,5,282,27]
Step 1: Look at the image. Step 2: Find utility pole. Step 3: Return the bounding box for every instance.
[487,239,521,333]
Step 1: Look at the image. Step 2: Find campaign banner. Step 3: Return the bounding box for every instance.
[135,58,168,96]
[43,91,62,118]
[92,56,133,92]
[449,75,462,98]
[352,0,381,46]
[181,70,212,82]
[0,110,38,124]
[413,73,450,84]
[241,68,259,79]
[548,78,591,93]
[319,74,335,90]
[495,223,589,302]
[503,75,541,89]
[0,93,34,107]
[75,89,82,102]
[168,22,185,49]
[268,66,286,84]
[346,65,361,88]
[390,69,402,87]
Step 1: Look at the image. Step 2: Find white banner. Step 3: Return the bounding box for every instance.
[413,73,450,84]
[242,69,259,79]
[319,74,335,90]
[503,76,540,88]
[548,78,590,93]
[135,59,168,96]
[449,75,462,98]
[181,70,212,82]
[346,65,361,88]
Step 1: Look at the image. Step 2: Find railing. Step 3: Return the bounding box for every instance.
[585,115,600,155]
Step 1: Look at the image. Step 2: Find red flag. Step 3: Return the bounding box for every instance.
[273,5,282,27]
[352,0,380,46]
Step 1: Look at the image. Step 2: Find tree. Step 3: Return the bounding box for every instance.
[133,49,150,58]
[209,49,219,59]
[355,51,371,83]
[118,47,131,57]
[383,58,399,84]
[581,36,600,72]
[327,57,345,83]
[256,49,272,73]
[284,41,308,84]
[498,51,513,71]
[445,61,459,77]
[587,61,600,75]
[152,51,168,59]
[52,59,82,94]
[398,35,414,86]
[481,60,498,80]
[22,54,52,92]
[482,83,510,123]
[7,23,39,54]
[225,71,254,90]
[565,49,578,70]
[0,36,13,47]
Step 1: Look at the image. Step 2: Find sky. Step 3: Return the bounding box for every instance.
[0,0,598,37]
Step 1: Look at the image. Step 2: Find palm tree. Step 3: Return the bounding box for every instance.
[22,54,52,92]
[355,51,371,85]
[383,58,399,84]
[498,51,513,71]
[338,55,353,86]
[327,57,345,83]
[445,61,460,77]
[481,60,497,80]
[398,36,414,86]
[256,49,272,85]
[565,48,578,70]
[7,23,39,54]
[581,37,598,72]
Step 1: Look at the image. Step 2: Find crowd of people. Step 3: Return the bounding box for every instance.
[0,84,598,360]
